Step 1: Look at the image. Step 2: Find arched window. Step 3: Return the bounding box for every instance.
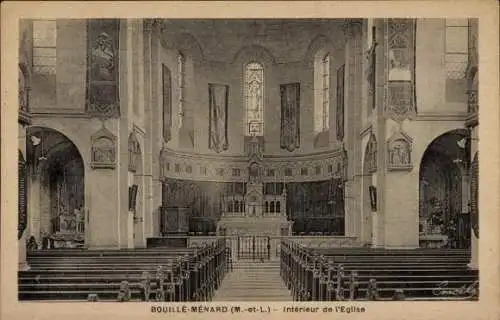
[445,19,469,80]
[234,200,240,212]
[264,201,269,213]
[276,201,281,213]
[270,201,275,213]
[244,62,264,136]
[33,20,57,75]
[178,52,186,127]
[314,53,330,133]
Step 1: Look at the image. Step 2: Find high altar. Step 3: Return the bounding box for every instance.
[216,136,293,237]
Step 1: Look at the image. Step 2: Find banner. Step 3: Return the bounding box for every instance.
[86,19,120,118]
[336,64,345,141]
[208,84,229,153]
[162,65,172,142]
[386,18,417,122]
[280,83,301,152]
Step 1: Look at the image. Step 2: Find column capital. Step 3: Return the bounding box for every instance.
[342,19,364,38]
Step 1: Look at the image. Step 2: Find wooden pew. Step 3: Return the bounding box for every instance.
[280,239,478,301]
[19,239,230,301]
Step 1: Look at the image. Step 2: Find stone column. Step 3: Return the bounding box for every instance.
[468,125,478,269]
[380,19,419,249]
[18,125,29,270]
[150,21,164,237]
[142,19,154,241]
[343,20,363,238]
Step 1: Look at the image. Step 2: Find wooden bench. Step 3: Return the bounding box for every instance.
[19,239,230,302]
[280,239,478,301]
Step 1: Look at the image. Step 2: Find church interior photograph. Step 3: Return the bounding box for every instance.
[17,18,479,301]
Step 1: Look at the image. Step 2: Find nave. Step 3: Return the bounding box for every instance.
[18,239,478,302]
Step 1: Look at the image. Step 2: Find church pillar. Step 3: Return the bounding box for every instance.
[343,20,363,239]
[18,125,29,270]
[379,19,419,249]
[150,21,164,237]
[142,19,154,240]
[468,125,478,269]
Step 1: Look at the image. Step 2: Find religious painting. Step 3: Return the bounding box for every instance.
[385,18,417,122]
[208,84,229,153]
[336,64,345,141]
[387,130,413,171]
[86,19,120,118]
[280,83,300,152]
[90,125,117,169]
[162,65,173,143]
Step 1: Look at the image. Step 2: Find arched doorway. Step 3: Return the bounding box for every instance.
[27,127,85,248]
[419,129,470,248]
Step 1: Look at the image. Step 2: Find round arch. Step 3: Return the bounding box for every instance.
[418,128,470,248]
[26,126,86,248]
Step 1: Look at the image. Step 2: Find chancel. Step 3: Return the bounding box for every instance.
[17,18,479,301]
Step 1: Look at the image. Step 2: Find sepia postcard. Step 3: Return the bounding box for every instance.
[1,1,499,320]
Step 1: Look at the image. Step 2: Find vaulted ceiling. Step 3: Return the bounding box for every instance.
[159,19,350,64]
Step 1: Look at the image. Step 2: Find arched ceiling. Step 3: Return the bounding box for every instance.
[159,19,349,64]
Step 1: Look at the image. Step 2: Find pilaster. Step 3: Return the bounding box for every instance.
[343,20,363,238]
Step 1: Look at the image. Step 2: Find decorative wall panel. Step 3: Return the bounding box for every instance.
[86,19,120,118]
[387,130,413,171]
[90,125,117,169]
[385,19,417,122]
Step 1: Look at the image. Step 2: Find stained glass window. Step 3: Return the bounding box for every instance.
[314,53,330,133]
[32,20,57,75]
[244,62,264,136]
[178,52,186,127]
[445,19,469,79]
[321,54,330,131]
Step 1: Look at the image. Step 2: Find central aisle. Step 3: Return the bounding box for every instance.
[213,260,293,301]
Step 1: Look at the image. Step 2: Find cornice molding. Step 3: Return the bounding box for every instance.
[415,112,468,122]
